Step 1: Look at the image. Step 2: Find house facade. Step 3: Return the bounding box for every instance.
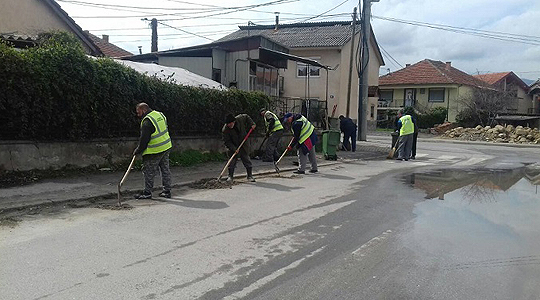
[530,79,540,114]
[378,59,488,122]
[217,21,385,128]
[0,0,101,56]
[474,72,537,115]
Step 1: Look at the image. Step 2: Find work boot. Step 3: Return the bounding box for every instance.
[226,169,234,183]
[158,190,171,198]
[246,167,256,182]
[293,170,305,174]
[134,191,152,199]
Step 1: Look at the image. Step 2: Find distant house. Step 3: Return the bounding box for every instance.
[86,32,132,58]
[0,0,101,56]
[125,21,385,128]
[378,59,487,122]
[474,72,536,115]
[530,79,540,115]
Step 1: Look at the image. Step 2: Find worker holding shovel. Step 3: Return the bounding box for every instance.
[133,103,173,199]
[259,108,284,162]
[282,113,318,174]
[222,113,256,182]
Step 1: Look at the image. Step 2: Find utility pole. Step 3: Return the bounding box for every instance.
[151,18,158,52]
[345,7,357,118]
[357,0,379,141]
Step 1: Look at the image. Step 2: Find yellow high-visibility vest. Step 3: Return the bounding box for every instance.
[264,111,284,133]
[294,115,314,144]
[399,115,414,136]
[141,110,172,155]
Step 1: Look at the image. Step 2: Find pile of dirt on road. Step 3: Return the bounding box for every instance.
[189,178,235,189]
[441,125,540,144]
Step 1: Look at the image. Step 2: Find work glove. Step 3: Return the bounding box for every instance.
[133,147,139,156]
[286,146,292,151]
[251,124,256,130]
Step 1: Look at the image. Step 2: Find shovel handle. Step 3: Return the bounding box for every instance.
[275,137,294,166]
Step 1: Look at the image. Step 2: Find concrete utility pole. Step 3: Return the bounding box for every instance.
[151,18,158,52]
[345,7,357,118]
[357,0,379,141]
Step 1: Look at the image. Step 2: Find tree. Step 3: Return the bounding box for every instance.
[456,87,515,127]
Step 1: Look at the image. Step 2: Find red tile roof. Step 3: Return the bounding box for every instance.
[474,71,529,90]
[86,33,132,58]
[473,72,510,85]
[379,59,487,88]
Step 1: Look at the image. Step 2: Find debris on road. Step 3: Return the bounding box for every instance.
[189,178,235,189]
[441,125,540,144]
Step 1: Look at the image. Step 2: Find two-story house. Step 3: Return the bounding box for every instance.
[474,72,536,115]
[378,59,488,122]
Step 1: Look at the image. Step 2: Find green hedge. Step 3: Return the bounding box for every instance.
[0,32,269,140]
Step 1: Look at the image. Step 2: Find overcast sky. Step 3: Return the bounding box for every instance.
[58,0,540,82]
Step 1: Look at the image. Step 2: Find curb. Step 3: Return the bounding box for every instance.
[366,136,540,149]
[0,162,342,216]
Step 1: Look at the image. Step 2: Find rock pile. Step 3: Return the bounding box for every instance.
[442,125,540,144]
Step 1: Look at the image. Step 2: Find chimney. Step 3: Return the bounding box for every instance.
[405,64,410,67]
[102,34,109,43]
[274,12,279,31]
[446,61,451,69]
[138,46,142,55]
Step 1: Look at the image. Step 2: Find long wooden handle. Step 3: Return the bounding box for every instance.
[119,155,137,188]
[275,137,294,166]
[217,127,254,180]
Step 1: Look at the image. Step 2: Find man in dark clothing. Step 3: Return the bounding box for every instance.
[339,115,357,152]
[259,108,284,162]
[283,113,318,174]
[133,103,172,199]
[222,113,256,182]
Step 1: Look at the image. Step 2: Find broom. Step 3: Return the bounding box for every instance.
[387,136,399,159]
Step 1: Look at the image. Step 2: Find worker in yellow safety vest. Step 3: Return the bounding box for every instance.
[259,108,284,162]
[395,109,416,161]
[282,113,318,174]
[133,102,173,199]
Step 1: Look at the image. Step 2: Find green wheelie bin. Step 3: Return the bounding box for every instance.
[322,130,340,160]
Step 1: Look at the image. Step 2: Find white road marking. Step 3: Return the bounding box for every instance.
[223,246,327,300]
[352,230,392,257]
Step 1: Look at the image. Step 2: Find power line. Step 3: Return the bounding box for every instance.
[301,0,349,22]
[372,15,540,46]
[152,20,214,41]
[378,44,403,69]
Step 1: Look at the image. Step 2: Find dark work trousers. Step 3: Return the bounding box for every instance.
[142,149,172,194]
[342,129,357,152]
[228,148,252,173]
[411,131,418,158]
[397,134,414,159]
[264,129,283,161]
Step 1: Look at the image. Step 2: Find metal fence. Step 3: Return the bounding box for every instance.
[268,96,328,129]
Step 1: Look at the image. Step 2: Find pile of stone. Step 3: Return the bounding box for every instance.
[441,124,540,144]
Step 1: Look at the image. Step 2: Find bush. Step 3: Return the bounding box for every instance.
[0,32,269,141]
[417,107,447,129]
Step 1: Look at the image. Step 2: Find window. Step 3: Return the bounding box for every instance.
[370,105,375,118]
[297,59,320,78]
[379,90,393,101]
[249,61,279,97]
[428,88,445,102]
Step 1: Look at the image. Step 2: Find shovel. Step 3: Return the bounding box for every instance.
[217,127,254,181]
[274,137,294,175]
[254,135,268,159]
[117,155,137,205]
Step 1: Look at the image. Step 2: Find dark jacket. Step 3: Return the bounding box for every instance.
[222,114,255,152]
[289,114,318,154]
[339,117,357,133]
[134,110,156,155]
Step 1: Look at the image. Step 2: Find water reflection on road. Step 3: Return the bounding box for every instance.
[401,164,540,271]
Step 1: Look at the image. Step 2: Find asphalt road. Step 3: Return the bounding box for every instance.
[1,139,539,300]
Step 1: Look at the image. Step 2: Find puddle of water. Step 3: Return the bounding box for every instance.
[402,165,540,260]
